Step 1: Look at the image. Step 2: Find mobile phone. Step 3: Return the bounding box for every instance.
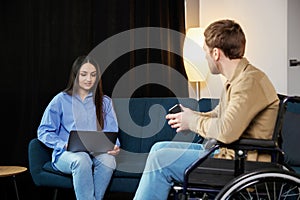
[168,104,182,114]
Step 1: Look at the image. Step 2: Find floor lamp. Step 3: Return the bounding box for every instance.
[183,27,209,100]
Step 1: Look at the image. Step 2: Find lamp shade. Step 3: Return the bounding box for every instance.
[183,27,209,82]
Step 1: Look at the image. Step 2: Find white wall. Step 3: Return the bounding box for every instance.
[198,0,288,98]
[288,0,300,95]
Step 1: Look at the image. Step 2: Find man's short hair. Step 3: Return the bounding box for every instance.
[204,19,246,59]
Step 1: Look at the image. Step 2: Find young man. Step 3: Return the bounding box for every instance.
[133,19,279,200]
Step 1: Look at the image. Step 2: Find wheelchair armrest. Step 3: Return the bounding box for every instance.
[220,138,284,167]
[203,138,218,150]
[221,138,279,152]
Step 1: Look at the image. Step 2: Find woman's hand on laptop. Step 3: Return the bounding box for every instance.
[107,145,120,155]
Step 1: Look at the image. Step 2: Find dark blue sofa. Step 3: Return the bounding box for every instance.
[28,97,219,195]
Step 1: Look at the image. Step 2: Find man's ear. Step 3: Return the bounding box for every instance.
[212,47,220,61]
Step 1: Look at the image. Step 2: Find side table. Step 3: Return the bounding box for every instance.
[0,166,27,200]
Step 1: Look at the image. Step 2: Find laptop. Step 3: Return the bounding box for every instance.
[67,130,118,153]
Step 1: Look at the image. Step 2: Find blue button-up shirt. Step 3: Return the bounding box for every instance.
[37,92,119,164]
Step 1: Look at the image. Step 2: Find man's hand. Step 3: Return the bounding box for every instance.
[166,104,200,133]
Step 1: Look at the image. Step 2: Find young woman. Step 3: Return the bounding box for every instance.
[37,55,120,200]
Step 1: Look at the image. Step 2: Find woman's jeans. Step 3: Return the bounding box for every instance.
[133,141,205,200]
[54,151,116,200]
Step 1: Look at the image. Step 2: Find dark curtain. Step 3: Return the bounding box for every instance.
[1,0,93,199]
[1,0,94,163]
[93,0,188,98]
[0,0,187,199]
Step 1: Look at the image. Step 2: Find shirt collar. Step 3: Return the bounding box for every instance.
[73,92,93,102]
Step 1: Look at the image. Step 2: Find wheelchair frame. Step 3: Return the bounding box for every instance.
[172,95,300,200]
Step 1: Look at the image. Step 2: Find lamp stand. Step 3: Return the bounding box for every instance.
[196,81,200,100]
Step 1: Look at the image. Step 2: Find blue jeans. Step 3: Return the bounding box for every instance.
[54,151,116,200]
[133,141,205,200]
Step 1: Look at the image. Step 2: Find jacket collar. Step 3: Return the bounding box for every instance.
[227,57,250,84]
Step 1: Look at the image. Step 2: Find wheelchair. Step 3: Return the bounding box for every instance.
[171,95,300,200]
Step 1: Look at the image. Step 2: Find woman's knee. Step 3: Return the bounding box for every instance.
[70,152,93,170]
[94,154,116,169]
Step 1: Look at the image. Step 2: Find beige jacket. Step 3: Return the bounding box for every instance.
[195,58,279,162]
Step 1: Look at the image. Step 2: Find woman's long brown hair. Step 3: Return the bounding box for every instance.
[64,55,104,129]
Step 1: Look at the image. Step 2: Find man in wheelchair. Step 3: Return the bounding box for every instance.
[133,19,281,200]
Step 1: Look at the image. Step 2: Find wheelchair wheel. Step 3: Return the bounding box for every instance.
[215,168,300,200]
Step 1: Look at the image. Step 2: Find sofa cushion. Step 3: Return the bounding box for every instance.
[113,97,199,152]
[42,161,71,177]
[114,153,148,177]
[198,98,219,112]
